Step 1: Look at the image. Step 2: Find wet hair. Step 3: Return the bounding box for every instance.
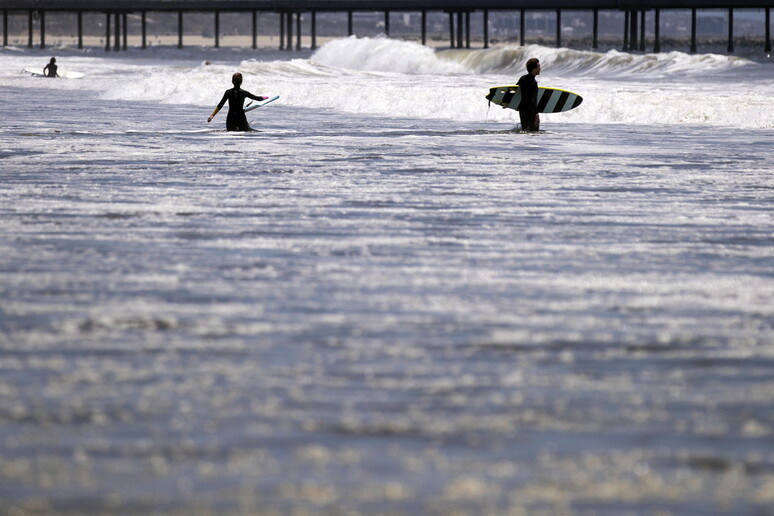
[526,58,540,73]
[50,57,56,63]
[232,72,243,88]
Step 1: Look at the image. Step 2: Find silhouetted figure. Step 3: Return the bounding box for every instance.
[43,57,59,78]
[517,58,541,132]
[208,72,267,131]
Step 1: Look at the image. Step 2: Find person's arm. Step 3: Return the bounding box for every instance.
[242,91,269,111]
[516,76,532,110]
[244,91,268,102]
[208,92,229,122]
[528,78,538,109]
[532,78,540,128]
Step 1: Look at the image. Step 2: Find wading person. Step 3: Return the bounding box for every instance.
[43,57,59,78]
[517,58,541,132]
[207,72,268,131]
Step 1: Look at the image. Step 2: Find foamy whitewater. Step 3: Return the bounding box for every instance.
[1,37,773,515]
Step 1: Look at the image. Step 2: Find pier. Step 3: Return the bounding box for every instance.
[1,1,772,54]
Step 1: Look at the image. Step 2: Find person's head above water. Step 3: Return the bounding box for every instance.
[232,72,242,88]
[526,58,540,74]
[49,57,56,64]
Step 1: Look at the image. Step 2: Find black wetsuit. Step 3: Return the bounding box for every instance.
[215,87,264,131]
[43,63,58,78]
[516,73,539,132]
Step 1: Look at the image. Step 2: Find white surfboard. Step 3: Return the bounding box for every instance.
[24,67,85,79]
[486,85,582,113]
[244,95,279,113]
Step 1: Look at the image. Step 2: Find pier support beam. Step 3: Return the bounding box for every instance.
[348,11,353,36]
[629,10,638,50]
[592,9,598,49]
[448,12,454,48]
[77,11,83,49]
[3,10,8,47]
[28,10,33,48]
[654,8,661,53]
[384,11,389,37]
[623,11,628,51]
[214,11,220,48]
[690,8,697,53]
[39,10,45,49]
[279,13,284,50]
[311,11,317,49]
[122,13,127,50]
[114,13,120,51]
[520,9,525,46]
[178,11,183,49]
[727,8,734,54]
[766,8,771,54]
[465,12,470,48]
[105,12,110,51]
[457,12,463,49]
[296,12,301,50]
[288,12,294,50]
[252,10,257,49]
[483,10,489,49]
[640,11,646,51]
[556,9,562,48]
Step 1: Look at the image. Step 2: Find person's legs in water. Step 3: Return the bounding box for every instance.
[226,112,250,131]
[519,109,538,132]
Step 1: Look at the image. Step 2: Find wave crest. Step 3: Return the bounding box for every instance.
[307,37,756,78]
[439,44,756,77]
[310,36,470,75]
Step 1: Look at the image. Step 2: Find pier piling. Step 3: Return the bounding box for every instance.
[1,2,772,55]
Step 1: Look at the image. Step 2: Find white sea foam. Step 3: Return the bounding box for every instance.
[310,35,471,75]
[439,43,760,77]
[1,37,773,128]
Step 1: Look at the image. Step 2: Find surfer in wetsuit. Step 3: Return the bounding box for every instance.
[207,72,268,131]
[516,58,541,132]
[43,57,59,78]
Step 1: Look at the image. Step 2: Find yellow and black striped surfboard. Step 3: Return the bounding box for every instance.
[486,85,583,114]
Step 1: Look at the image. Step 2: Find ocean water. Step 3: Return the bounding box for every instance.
[1,38,773,515]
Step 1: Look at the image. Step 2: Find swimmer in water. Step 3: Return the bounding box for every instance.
[43,57,59,78]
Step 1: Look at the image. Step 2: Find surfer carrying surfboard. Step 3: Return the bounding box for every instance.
[43,57,59,78]
[516,58,541,132]
[208,72,269,131]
